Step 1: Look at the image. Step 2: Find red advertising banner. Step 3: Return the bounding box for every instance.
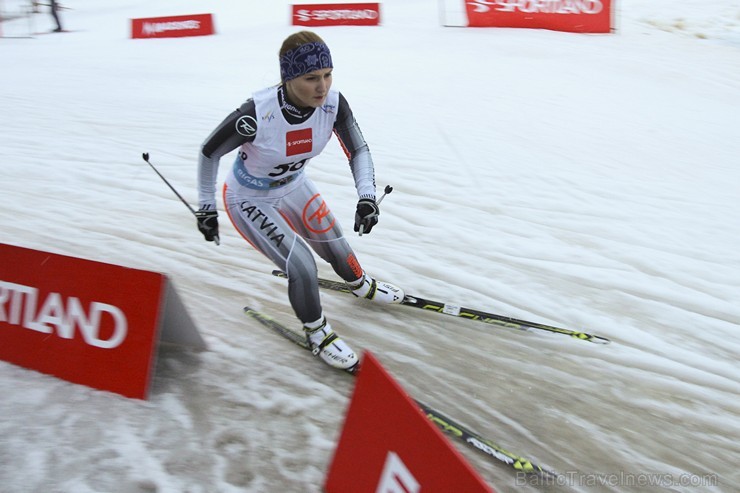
[292,3,381,26]
[325,351,493,493]
[0,243,204,399]
[465,0,613,33]
[131,13,215,39]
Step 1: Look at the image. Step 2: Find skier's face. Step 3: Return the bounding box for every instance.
[286,68,333,108]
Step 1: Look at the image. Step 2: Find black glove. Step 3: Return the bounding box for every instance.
[354,198,379,235]
[195,207,219,243]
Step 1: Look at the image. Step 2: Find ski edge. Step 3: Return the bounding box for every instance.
[243,306,558,478]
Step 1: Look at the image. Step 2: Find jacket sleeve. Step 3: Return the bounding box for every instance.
[197,99,257,207]
[333,92,376,200]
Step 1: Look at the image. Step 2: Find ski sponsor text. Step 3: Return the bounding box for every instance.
[292,3,381,26]
[465,0,612,33]
[0,281,127,349]
[132,13,215,39]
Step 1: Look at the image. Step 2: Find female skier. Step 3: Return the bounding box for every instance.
[195,31,402,372]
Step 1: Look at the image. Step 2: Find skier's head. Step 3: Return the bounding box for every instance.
[279,31,333,108]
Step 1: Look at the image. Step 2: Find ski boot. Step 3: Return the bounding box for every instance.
[349,272,404,304]
[304,317,359,372]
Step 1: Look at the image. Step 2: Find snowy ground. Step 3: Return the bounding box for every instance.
[1,1,739,492]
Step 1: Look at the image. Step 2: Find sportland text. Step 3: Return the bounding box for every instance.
[0,281,127,349]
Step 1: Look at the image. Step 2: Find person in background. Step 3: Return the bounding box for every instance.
[49,0,63,32]
[195,30,403,372]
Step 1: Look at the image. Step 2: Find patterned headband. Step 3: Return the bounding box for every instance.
[280,42,333,82]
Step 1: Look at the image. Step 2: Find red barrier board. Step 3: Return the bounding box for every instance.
[292,3,381,26]
[0,243,166,399]
[465,0,613,33]
[325,351,494,493]
[131,13,215,39]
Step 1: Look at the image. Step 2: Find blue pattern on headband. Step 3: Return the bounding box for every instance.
[280,42,333,81]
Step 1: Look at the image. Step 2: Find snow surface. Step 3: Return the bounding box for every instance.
[1,1,739,492]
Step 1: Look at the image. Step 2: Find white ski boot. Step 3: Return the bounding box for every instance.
[349,272,404,304]
[303,317,359,372]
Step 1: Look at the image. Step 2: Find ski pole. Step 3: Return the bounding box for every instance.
[359,185,393,236]
[377,184,393,205]
[141,153,219,245]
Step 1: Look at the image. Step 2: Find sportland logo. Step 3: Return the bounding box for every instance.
[468,0,604,14]
[286,128,313,156]
[142,20,201,36]
[287,137,313,150]
[465,0,612,32]
[131,13,215,39]
[292,3,381,27]
[0,281,127,349]
[295,8,379,22]
[0,243,206,400]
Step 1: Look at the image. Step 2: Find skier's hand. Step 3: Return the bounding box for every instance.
[196,206,219,243]
[354,198,379,235]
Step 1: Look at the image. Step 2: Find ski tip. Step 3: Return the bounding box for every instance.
[243,306,260,315]
[587,334,611,344]
[536,466,560,479]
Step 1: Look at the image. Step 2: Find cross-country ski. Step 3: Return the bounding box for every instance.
[272,270,611,344]
[244,306,558,478]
